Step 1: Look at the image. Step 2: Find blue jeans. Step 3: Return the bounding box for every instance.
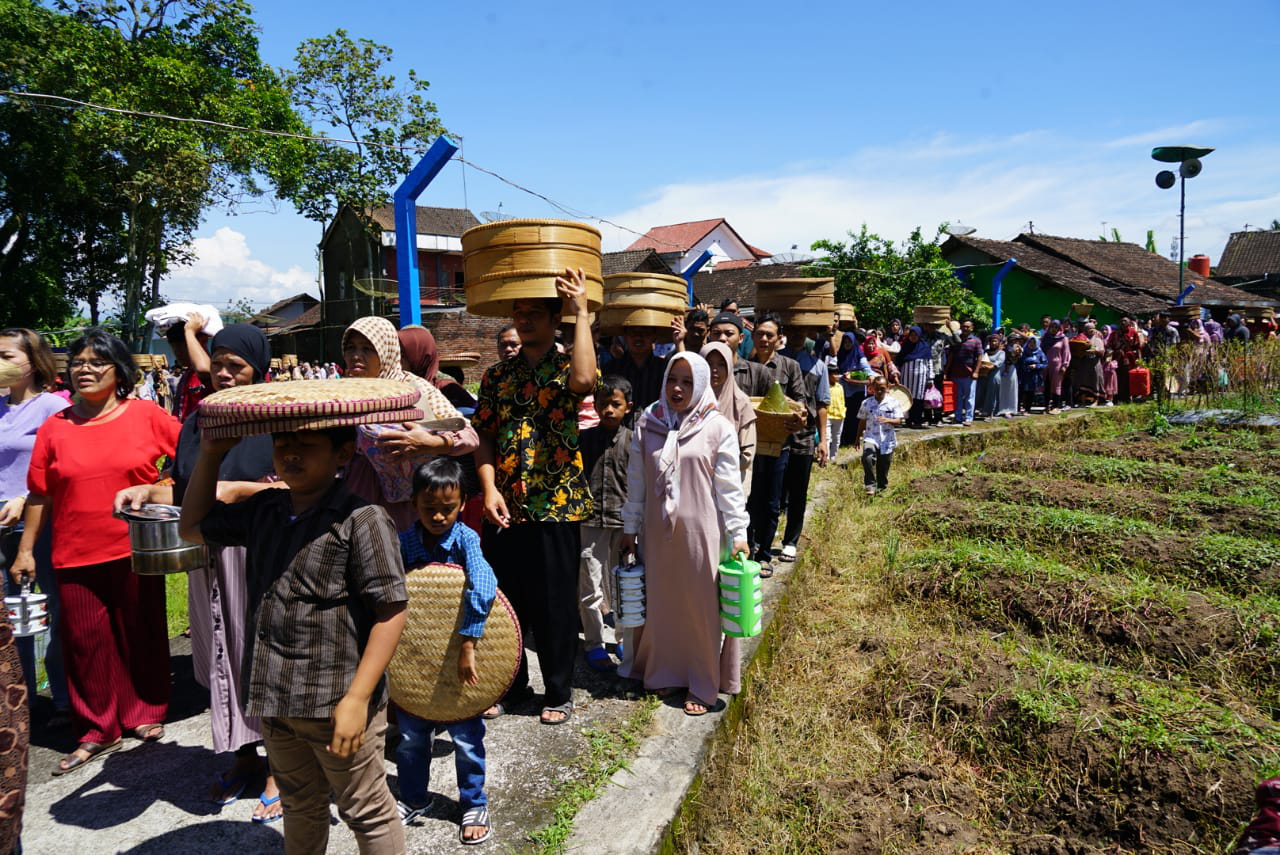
[395,708,487,810]
[953,377,977,424]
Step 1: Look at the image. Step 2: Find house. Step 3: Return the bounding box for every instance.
[625,218,770,274]
[1215,229,1280,301]
[691,261,813,318]
[941,232,1273,326]
[601,248,673,276]
[320,204,480,317]
[248,292,319,334]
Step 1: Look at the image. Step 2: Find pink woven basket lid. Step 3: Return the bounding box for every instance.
[198,379,420,421]
[200,407,425,440]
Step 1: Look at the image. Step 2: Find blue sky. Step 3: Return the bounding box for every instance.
[170,0,1280,307]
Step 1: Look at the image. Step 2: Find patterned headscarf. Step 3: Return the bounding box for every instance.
[642,352,718,528]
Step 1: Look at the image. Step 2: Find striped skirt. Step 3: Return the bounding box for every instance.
[902,358,933,400]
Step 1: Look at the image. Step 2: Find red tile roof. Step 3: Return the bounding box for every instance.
[625,218,725,253]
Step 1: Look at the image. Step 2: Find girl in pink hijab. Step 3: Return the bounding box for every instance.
[619,352,749,716]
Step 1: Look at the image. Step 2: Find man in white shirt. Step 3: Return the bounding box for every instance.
[855,376,904,496]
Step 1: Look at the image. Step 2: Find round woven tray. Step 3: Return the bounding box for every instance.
[200,407,425,439]
[199,379,420,420]
[388,563,522,724]
[884,384,912,413]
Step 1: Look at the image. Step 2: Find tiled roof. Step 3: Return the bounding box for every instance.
[1017,233,1258,307]
[601,249,674,275]
[690,262,813,310]
[1216,230,1280,279]
[625,218,724,253]
[249,292,319,326]
[365,205,481,238]
[266,302,323,335]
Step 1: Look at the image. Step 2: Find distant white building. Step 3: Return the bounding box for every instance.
[625,218,771,274]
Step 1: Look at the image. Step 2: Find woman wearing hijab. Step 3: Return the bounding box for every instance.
[700,341,757,492]
[397,325,478,411]
[114,324,284,821]
[619,353,749,716]
[341,317,478,530]
[897,326,934,428]
[1041,320,1072,413]
[1018,333,1047,413]
[861,331,899,384]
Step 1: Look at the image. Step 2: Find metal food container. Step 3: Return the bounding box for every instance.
[118,504,207,575]
[5,581,49,639]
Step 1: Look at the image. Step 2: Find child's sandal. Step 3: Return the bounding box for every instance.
[460,806,492,845]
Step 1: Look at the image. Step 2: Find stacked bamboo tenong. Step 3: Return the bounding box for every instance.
[461,219,604,318]
[1169,304,1202,323]
[755,278,836,329]
[599,273,688,342]
[835,303,857,331]
[913,305,952,325]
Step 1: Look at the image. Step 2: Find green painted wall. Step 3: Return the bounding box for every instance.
[962,266,1121,328]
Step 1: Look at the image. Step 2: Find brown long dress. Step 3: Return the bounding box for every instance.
[0,618,28,853]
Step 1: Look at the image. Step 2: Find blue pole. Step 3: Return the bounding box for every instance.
[991,257,1017,329]
[1176,283,1196,305]
[681,249,714,305]
[393,136,461,326]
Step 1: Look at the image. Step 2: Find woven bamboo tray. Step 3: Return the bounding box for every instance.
[755,278,836,314]
[884,384,912,414]
[1071,303,1095,316]
[200,408,426,440]
[462,219,604,318]
[388,563,522,723]
[1169,304,1201,322]
[199,379,420,421]
[749,396,805,457]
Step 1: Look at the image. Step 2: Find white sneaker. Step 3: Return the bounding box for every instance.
[780,544,797,561]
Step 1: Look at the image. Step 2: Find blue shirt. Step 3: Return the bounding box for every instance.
[398,521,497,639]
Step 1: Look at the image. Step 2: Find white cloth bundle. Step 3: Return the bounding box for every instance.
[144,303,224,336]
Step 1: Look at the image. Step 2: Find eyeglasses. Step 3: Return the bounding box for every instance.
[69,359,114,372]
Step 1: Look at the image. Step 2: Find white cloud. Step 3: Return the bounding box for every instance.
[163,227,317,309]
[601,125,1280,266]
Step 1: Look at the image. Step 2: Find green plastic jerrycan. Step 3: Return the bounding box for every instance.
[719,554,764,638]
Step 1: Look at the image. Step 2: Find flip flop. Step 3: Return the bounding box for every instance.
[212,771,249,805]
[460,806,492,845]
[252,792,283,824]
[540,701,573,725]
[585,647,616,672]
[52,739,122,776]
[132,723,165,742]
[684,698,710,717]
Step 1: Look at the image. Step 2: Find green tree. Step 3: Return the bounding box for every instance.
[0,0,309,342]
[283,29,446,229]
[807,225,991,329]
[221,296,257,324]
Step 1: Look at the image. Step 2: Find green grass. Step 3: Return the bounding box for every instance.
[527,695,660,854]
[165,572,188,635]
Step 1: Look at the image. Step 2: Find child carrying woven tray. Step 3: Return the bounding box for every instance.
[394,457,496,845]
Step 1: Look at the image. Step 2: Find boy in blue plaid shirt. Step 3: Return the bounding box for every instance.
[394,457,496,845]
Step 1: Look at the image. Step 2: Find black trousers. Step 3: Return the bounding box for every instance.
[781,452,815,548]
[482,520,581,707]
[747,452,787,562]
[862,445,893,490]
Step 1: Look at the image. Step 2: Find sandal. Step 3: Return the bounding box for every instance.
[684,696,711,716]
[540,701,573,725]
[211,770,249,805]
[52,739,122,776]
[758,562,775,579]
[460,806,492,845]
[132,723,164,741]
[585,647,616,672]
[252,792,283,824]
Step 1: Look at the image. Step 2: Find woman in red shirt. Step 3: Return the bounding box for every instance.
[13,329,180,775]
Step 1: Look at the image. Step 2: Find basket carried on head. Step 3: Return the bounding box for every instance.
[835,303,857,331]
[599,273,688,342]
[913,305,951,325]
[196,378,425,439]
[749,395,806,457]
[1169,304,1202,323]
[461,219,604,318]
[387,563,522,723]
[755,278,836,329]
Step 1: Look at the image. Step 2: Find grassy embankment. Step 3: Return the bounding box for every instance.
[667,408,1280,854]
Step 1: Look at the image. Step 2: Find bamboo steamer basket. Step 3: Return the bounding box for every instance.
[462,219,604,318]
[835,303,857,331]
[598,273,688,343]
[1071,302,1095,317]
[913,305,952,325]
[749,395,806,457]
[755,278,835,313]
[1169,304,1201,322]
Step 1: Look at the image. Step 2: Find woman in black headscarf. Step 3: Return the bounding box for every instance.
[113,324,283,822]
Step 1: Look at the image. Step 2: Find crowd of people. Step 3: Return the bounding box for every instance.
[0,286,1276,853]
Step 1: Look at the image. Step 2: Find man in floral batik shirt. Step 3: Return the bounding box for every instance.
[473,268,598,725]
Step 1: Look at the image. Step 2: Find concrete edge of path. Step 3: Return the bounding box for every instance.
[566,408,1106,854]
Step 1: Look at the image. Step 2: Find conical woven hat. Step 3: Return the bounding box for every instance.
[388,563,522,723]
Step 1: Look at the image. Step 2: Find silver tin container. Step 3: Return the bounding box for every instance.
[118,504,207,575]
